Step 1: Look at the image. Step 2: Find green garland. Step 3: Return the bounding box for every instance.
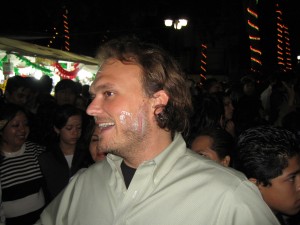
[0,54,53,76]
[13,54,53,76]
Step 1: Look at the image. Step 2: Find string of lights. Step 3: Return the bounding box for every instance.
[199,43,207,80]
[275,2,292,71]
[47,7,70,51]
[63,9,70,51]
[246,0,262,73]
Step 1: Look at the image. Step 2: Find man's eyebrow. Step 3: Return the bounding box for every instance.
[92,83,115,92]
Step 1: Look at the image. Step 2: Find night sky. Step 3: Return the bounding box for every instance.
[0,0,243,54]
[2,0,200,56]
[1,0,299,74]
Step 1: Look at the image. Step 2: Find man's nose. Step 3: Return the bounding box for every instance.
[86,98,103,117]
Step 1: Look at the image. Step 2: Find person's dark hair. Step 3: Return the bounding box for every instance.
[5,75,29,94]
[282,110,300,135]
[202,78,219,93]
[188,93,224,135]
[81,84,90,98]
[25,76,40,93]
[235,125,300,186]
[39,75,53,94]
[0,103,28,133]
[54,79,78,95]
[188,128,234,160]
[53,104,83,130]
[240,75,256,86]
[96,36,192,133]
[225,82,244,108]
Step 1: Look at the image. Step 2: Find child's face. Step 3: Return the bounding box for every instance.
[258,155,300,216]
[191,135,230,167]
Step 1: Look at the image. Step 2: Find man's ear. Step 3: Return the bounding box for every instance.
[152,90,169,114]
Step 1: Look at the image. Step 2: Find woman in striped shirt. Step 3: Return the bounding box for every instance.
[0,103,46,225]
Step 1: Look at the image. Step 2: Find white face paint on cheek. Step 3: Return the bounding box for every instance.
[119,111,132,125]
[132,117,139,131]
[119,110,143,132]
[136,113,145,134]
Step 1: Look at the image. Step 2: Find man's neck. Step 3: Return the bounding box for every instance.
[123,130,173,168]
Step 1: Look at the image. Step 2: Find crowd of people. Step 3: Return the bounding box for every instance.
[0,35,299,225]
[0,75,98,224]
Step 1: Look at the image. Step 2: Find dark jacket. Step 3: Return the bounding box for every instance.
[38,143,93,203]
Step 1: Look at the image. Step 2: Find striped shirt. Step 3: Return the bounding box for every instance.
[0,141,46,225]
[0,180,5,224]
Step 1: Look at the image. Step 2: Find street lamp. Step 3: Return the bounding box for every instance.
[164,19,188,30]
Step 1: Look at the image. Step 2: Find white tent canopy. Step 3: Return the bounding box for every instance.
[0,37,98,65]
[0,37,99,85]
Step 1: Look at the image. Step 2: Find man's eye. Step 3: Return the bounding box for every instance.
[104,91,114,97]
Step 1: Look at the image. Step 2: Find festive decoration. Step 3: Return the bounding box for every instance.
[1,52,97,83]
[47,27,59,48]
[275,2,292,71]
[47,7,71,51]
[1,55,20,76]
[53,62,81,79]
[199,43,207,79]
[14,54,53,76]
[245,0,293,73]
[0,55,8,66]
[246,0,262,73]
[0,79,7,92]
[2,62,14,75]
[63,8,70,51]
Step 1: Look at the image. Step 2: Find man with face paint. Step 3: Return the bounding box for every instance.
[36,36,280,225]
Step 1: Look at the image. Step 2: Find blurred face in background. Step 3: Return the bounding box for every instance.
[55,115,82,147]
[191,135,230,167]
[89,128,106,162]
[243,81,256,96]
[208,81,223,94]
[223,96,234,121]
[55,88,77,106]
[1,111,29,152]
[6,87,31,107]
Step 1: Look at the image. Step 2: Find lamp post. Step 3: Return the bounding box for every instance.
[164,19,188,30]
[163,18,189,68]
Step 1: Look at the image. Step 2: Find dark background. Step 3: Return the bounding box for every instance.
[1,0,299,80]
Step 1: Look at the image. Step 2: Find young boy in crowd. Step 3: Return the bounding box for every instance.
[235,125,300,225]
